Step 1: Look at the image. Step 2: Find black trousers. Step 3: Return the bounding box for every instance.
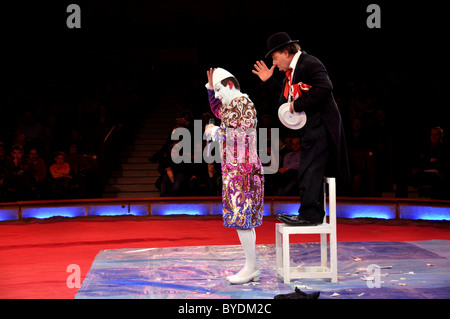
[297,121,330,223]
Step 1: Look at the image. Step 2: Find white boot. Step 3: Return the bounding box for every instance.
[227,228,260,284]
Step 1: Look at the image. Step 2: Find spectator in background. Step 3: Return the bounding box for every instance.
[189,162,218,196]
[4,145,39,201]
[347,117,376,196]
[158,141,190,197]
[15,111,43,150]
[40,127,57,165]
[347,117,373,150]
[45,114,64,150]
[49,152,72,199]
[64,128,86,154]
[66,143,98,197]
[279,133,294,159]
[13,133,27,152]
[188,139,219,196]
[26,148,47,198]
[411,126,450,199]
[0,142,9,200]
[276,136,301,195]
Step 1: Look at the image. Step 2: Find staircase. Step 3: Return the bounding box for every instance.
[103,103,175,198]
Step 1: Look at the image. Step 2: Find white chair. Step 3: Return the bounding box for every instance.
[275,177,337,283]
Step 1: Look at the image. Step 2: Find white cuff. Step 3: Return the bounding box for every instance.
[210,126,220,141]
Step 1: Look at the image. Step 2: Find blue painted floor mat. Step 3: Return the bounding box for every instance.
[76,240,450,299]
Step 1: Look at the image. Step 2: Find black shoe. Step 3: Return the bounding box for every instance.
[277,214,320,226]
[274,287,320,299]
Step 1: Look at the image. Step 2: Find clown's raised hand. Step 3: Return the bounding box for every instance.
[252,60,275,82]
[207,68,216,89]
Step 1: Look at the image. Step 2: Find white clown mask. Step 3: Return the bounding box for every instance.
[212,68,240,106]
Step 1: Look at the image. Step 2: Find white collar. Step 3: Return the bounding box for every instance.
[289,50,302,73]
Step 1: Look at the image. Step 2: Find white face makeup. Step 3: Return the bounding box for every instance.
[214,81,236,106]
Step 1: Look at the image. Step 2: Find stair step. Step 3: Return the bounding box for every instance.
[134,135,167,143]
[109,176,158,185]
[105,184,159,192]
[120,157,152,164]
[112,170,159,177]
[120,150,156,158]
[139,127,171,135]
[127,144,161,152]
[121,163,158,170]
[133,139,165,146]
[103,113,174,198]
[103,191,160,198]
[140,125,172,132]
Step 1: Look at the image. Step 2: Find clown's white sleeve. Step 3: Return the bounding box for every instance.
[210,126,220,141]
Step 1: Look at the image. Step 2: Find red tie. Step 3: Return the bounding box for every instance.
[284,69,293,99]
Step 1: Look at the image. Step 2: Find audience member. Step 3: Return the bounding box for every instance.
[1,51,448,203]
[15,111,43,150]
[274,136,301,196]
[189,163,218,196]
[0,142,9,200]
[346,117,376,196]
[4,145,39,201]
[158,141,190,197]
[66,143,99,198]
[279,133,294,159]
[49,152,72,199]
[26,148,47,198]
[411,127,450,199]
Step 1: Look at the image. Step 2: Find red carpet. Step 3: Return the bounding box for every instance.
[1,215,449,299]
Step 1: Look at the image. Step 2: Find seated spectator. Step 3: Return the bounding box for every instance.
[274,136,301,196]
[4,145,39,201]
[13,133,27,152]
[411,126,450,199]
[15,110,43,150]
[65,143,98,198]
[347,117,376,196]
[279,133,294,159]
[262,139,281,196]
[0,142,9,201]
[26,148,47,198]
[64,128,87,154]
[189,162,219,196]
[188,140,220,196]
[49,152,72,199]
[157,141,190,197]
[149,119,188,163]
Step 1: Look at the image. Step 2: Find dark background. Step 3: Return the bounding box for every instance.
[0,0,448,199]
[2,0,447,123]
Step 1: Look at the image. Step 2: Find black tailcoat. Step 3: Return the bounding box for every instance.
[280,51,350,187]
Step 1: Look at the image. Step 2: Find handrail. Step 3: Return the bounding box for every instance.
[1,195,450,221]
[103,125,116,143]
[2,195,450,208]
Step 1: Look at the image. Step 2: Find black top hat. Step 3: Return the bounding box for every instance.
[265,32,299,58]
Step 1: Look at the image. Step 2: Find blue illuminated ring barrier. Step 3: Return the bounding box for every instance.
[1,196,450,220]
[1,196,450,222]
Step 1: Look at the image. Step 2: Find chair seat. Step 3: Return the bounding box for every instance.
[276,222,332,235]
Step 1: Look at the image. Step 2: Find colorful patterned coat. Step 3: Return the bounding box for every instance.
[207,89,264,230]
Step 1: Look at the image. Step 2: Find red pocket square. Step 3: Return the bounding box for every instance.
[292,82,312,100]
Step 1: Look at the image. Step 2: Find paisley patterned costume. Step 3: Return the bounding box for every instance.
[207,90,264,230]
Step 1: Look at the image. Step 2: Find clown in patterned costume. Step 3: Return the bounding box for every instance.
[205,67,264,284]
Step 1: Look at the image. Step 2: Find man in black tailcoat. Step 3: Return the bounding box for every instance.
[253,32,350,225]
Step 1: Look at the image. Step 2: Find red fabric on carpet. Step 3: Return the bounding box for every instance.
[1,216,449,299]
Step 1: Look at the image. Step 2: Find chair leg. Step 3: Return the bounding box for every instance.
[282,231,290,284]
[330,231,338,283]
[320,233,328,268]
[276,225,282,273]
